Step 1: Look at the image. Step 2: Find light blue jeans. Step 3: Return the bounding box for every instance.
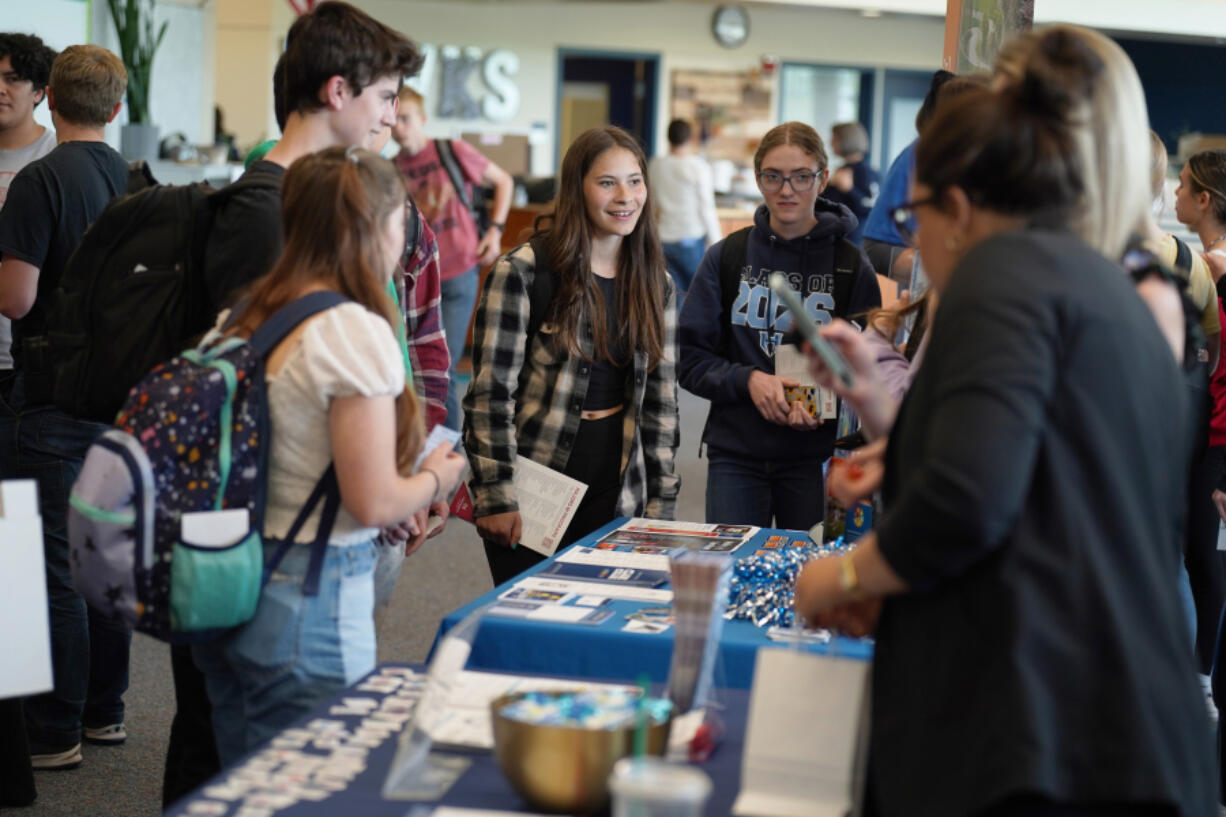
[441,265,480,431]
[193,540,377,765]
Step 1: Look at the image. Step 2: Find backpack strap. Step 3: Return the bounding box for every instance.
[1173,235,1194,281]
[525,235,557,342]
[262,465,341,597]
[830,237,862,321]
[435,139,477,225]
[717,227,752,356]
[248,291,350,357]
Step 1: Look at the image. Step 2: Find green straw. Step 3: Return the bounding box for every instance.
[634,673,650,759]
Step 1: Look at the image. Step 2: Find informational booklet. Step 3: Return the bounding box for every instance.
[443,457,587,558]
[539,560,670,588]
[597,518,760,554]
[556,545,672,573]
[512,457,587,556]
[514,575,673,605]
[733,648,871,817]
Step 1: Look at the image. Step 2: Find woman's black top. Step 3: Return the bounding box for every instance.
[583,275,629,411]
[868,230,1215,816]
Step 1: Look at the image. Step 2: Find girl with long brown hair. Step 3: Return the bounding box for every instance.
[193,146,466,763]
[463,126,680,585]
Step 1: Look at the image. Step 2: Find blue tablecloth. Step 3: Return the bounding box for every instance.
[165,664,750,817]
[435,518,872,688]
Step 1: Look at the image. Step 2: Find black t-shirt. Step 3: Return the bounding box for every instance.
[583,274,629,411]
[203,160,285,311]
[0,140,128,357]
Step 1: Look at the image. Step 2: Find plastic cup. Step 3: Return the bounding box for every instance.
[608,757,713,817]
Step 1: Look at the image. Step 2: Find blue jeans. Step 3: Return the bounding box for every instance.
[705,451,825,531]
[193,540,378,765]
[662,237,706,300]
[9,385,131,749]
[441,266,480,431]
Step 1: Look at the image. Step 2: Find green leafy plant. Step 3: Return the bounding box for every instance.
[106,0,168,125]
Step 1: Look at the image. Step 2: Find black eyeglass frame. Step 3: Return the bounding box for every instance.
[888,195,941,246]
[756,170,825,193]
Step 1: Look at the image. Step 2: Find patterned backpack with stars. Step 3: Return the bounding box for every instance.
[67,292,346,643]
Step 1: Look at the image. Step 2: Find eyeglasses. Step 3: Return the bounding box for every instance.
[888,196,940,247]
[757,171,822,193]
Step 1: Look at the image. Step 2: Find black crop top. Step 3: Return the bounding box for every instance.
[584,275,630,411]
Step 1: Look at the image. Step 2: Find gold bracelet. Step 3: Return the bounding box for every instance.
[838,553,862,600]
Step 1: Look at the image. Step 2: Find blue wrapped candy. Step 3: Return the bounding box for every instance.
[725,537,853,628]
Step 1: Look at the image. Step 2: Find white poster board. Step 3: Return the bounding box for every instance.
[0,480,51,699]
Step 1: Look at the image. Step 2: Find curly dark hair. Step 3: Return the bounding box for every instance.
[0,33,57,107]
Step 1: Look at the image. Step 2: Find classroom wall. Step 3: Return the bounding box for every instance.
[353,1,947,176]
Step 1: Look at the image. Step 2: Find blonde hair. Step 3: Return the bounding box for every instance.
[398,85,423,109]
[1149,130,1168,204]
[995,25,1151,259]
[49,45,126,127]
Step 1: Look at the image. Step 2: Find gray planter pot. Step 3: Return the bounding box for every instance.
[120,123,159,162]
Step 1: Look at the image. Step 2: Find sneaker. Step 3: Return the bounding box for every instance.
[83,723,126,745]
[30,743,82,770]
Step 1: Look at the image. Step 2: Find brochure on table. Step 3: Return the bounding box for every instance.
[484,518,759,618]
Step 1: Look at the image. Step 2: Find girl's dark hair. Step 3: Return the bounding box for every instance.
[532,126,667,368]
[226,147,424,472]
[283,1,423,116]
[1186,149,1226,225]
[0,34,56,101]
[916,49,1086,224]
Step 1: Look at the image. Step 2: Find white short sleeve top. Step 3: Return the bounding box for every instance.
[262,301,405,545]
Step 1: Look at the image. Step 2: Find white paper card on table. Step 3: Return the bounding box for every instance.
[733,648,871,817]
[180,508,250,547]
[525,605,594,623]
[512,456,587,556]
[556,545,672,573]
[0,480,52,699]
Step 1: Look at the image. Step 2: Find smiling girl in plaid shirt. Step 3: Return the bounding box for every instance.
[463,126,681,585]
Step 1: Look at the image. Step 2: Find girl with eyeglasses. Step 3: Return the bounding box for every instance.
[677,121,879,531]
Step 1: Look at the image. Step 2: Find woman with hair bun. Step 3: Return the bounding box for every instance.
[795,49,1216,817]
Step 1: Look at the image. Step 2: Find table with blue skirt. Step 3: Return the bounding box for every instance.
[165,664,750,817]
[434,518,873,689]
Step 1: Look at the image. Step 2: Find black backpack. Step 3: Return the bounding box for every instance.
[47,166,278,422]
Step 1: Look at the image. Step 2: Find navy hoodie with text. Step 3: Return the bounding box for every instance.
[678,199,881,462]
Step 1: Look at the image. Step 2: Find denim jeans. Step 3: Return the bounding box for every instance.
[11,383,131,749]
[662,237,706,300]
[705,451,825,531]
[193,540,378,765]
[440,265,480,431]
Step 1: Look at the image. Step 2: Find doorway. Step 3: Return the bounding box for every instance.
[556,50,659,166]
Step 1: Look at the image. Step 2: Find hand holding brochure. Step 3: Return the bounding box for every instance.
[511,457,587,556]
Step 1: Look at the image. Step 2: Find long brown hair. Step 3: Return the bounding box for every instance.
[532,126,667,368]
[226,146,424,472]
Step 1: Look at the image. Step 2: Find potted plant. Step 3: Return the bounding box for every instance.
[107,0,167,161]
